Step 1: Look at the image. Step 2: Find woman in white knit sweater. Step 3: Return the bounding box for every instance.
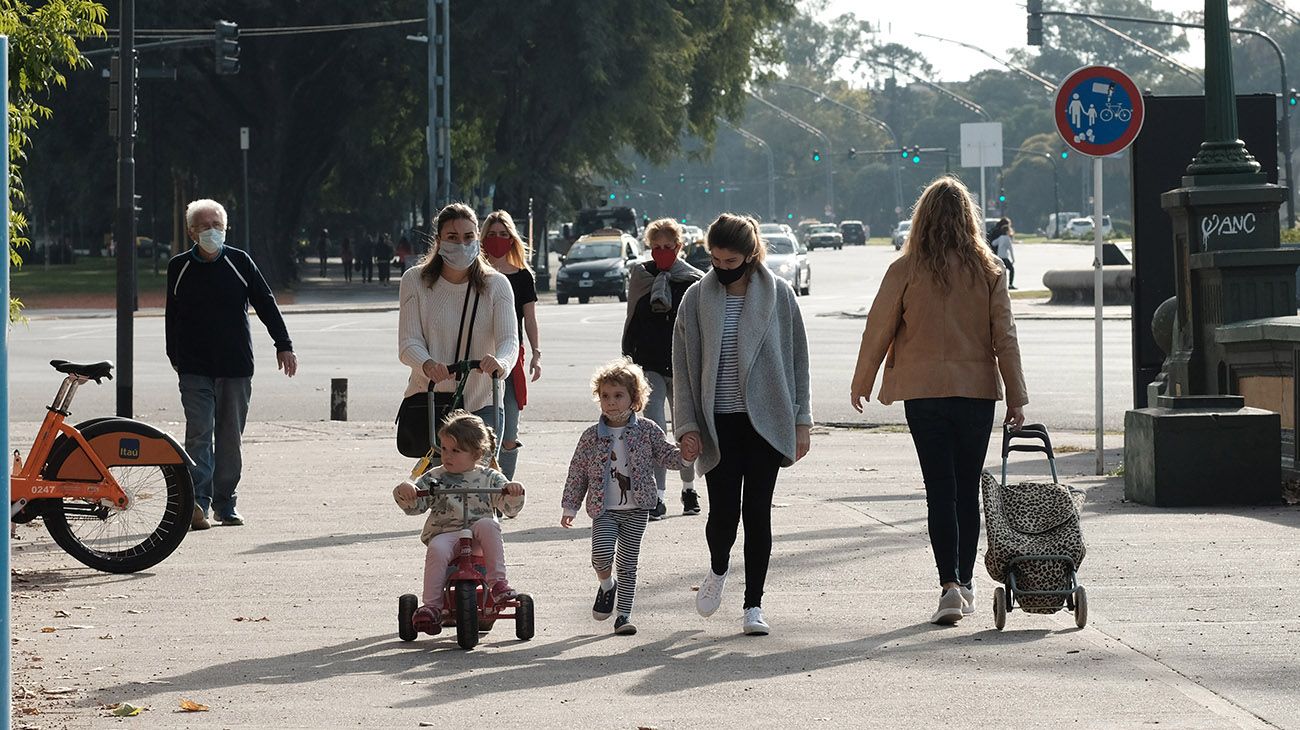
[398,203,518,452]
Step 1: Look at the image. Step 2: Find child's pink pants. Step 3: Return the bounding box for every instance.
[422,519,506,609]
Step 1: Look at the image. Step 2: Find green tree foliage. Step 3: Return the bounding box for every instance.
[0,0,106,319]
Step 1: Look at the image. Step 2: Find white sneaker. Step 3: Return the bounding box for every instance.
[930,587,965,625]
[696,569,727,617]
[742,607,770,635]
[959,584,976,616]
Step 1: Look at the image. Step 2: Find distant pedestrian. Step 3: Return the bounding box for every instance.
[377,233,395,285]
[622,217,703,520]
[316,228,330,277]
[560,358,689,636]
[167,198,298,531]
[481,210,542,481]
[341,236,354,283]
[849,175,1027,626]
[673,213,813,637]
[359,233,375,283]
[990,217,1016,289]
[396,234,414,272]
[398,203,517,452]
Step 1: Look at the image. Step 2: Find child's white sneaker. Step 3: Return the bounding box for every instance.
[742,607,770,635]
[930,587,965,625]
[959,584,976,616]
[696,569,727,617]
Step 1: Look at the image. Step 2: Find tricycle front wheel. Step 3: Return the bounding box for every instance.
[454,580,480,650]
[515,594,535,641]
[398,594,418,642]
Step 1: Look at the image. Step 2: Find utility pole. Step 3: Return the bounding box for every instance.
[114,0,136,417]
[241,127,251,253]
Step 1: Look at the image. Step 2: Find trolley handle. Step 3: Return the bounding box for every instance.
[1000,423,1059,486]
[424,360,501,392]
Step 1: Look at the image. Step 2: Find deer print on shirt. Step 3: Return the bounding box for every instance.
[612,436,631,505]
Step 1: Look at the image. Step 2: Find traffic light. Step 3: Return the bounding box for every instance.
[786,213,795,220]
[1060,150,1069,159]
[848,147,857,159]
[1289,88,1299,107]
[214,20,240,75]
[998,190,1007,203]
[640,174,647,184]
[1027,0,1043,46]
[909,146,922,164]
[608,193,616,200]
[133,193,143,222]
[703,181,711,194]
[812,150,822,162]
[900,148,909,160]
[719,179,727,193]
[678,173,685,184]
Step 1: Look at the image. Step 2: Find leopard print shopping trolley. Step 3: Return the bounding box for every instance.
[980,424,1088,630]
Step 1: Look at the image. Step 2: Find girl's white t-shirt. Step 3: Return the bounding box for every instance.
[602,425,637,511]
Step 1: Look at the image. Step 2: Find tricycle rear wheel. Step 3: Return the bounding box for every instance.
[398,594,418,642]
[515,594,535,641]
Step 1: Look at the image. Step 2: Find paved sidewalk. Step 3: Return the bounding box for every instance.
[8,421,1297,728]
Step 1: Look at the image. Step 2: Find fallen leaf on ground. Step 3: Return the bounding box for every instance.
[232,616,270,622]
[39,627,56,633]
[41,687,77,695]
[126,609,144,614]
[18,707,39,715]
[419,723,435,728]
[178,699,209,712]
[98,634,114,640]
[53,610,69,618]
[108,703,143,717]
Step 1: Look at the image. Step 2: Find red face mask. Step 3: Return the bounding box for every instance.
[482,235,513,259]
[651,247,678,270]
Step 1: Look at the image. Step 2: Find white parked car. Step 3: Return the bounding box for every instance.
[762,234,810,296]
[891,220,911,250]
[1066,215,1113,238]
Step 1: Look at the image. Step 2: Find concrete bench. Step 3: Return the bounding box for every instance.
[1043,266,1134,305]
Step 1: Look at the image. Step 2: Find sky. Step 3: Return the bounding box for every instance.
[817,0,1212,83]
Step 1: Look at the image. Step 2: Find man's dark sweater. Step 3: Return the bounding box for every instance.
[165,246,293,378]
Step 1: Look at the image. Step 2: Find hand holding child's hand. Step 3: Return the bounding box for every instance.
[393,481,418,509]
[502,482,524,497]
[560,515,574,528]
[680,431,701,462]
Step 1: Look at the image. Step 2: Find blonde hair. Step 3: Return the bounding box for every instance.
[419,202,497,293]
[706,213,765,263]
[905,176,1002,288]
[481,209,533,273]
[437,410,497,461]
[644,218,684,250]
[590,357,650,412]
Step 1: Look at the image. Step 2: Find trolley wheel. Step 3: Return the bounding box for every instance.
[617,287,628,303]
[578,296,590,304]
[42,439,194,574]
[993,586,1007,631]
[398,594,419,642]
[557,294,569,305]
[454,581,480,650]
[515,593,535,641]
[1073,586,1088,629]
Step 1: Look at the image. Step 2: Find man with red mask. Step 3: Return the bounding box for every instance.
[622,218,704,520]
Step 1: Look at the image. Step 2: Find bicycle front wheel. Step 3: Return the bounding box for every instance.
[43,463,194,573]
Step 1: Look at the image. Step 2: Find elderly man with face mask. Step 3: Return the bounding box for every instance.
[166,198,298,531]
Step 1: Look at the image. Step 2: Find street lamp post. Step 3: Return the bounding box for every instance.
[748,91,835,218]
[721,121,775,222]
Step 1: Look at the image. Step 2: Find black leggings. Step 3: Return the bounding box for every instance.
[704,412,784,609]
[904,397,995,587]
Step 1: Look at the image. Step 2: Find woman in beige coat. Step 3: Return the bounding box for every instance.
[850,176,1028,626]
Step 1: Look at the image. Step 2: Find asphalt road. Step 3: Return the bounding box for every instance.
[8,243,1134,432]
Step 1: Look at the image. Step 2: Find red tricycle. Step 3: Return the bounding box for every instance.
[397,483,534,650]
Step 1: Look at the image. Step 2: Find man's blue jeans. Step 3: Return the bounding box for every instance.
[179,374,252,518]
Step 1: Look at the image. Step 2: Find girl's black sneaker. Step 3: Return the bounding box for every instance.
[593,581,617,620]
[614,615,637,635]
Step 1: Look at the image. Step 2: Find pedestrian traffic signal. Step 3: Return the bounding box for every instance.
[812,150,822,162]
[214,20,240,75]
[1027,0,1043,46]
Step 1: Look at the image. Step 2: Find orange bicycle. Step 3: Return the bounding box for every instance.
[11,359,194,573]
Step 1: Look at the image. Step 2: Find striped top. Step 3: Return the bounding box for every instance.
[714,294,747,413]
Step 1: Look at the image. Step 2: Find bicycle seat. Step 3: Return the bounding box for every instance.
[49,359,114,382]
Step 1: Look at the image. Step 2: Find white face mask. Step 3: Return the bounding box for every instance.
[440,239,480,270]
[196,228,225,254]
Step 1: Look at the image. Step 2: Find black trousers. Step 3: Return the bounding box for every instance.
[904,397,995,587]
[1001,258,1015,288]
[704,412,784,609]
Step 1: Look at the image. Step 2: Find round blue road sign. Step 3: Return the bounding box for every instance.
[1054,65,1144,157]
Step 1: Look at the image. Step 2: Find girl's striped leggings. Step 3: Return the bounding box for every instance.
[591,508,650,617]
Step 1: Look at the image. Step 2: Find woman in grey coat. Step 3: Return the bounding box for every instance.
[673,213,813,636]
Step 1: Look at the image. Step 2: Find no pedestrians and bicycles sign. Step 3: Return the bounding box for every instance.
[1054,65,1144,157]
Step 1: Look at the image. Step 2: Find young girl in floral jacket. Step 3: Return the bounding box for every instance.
[561,358,689,635]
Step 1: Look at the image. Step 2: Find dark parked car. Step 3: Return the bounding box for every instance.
[554,231,643,304]
[839,220,867,245]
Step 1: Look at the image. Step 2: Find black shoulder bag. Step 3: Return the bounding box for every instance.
[395,285,481,457]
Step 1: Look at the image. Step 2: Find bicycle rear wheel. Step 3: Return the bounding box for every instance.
[43,462,193,574]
